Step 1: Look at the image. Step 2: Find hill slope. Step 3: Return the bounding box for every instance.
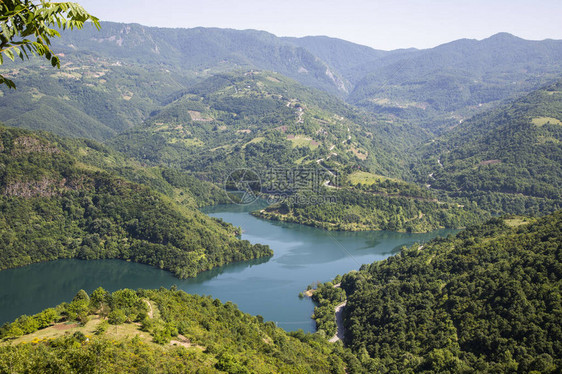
[348,33,562,132]
[3,26,561,140]
[110,70,423,182]
[0,126,271,278]
[53,22,348,95]
[0,287,362,373]
[415,80,562,215]
[313,211,562,372]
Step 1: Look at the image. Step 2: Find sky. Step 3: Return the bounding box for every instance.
[77,0,562,50]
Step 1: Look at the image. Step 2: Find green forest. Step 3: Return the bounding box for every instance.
[255,186,486,233]
[1,14,562,373]
[312,211,562,373]
[0,126,271,278]
[0,287,362,373]
[415,81,562,216]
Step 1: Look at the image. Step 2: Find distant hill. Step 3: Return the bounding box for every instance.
[415,80,562,215]
[347,33,562,132]
[2,24,562,139]
[53,22,349,95]
[282,35,390,84]
[0,55,190,140]
[109,71,423,182]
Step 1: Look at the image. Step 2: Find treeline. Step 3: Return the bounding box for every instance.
[0,287,364,373]
[255,188,486,232]
[0,126,271,278]
[313,211,562,373]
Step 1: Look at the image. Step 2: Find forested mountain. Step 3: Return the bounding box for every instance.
[347,33,562,132]
[53,22,349,95]
[0,22,560,234]
[0,287,362,373]
[414,80,562,216]
[109,70,424,182]
[313,211,562,373]
[0,126,271,278]
[282,35,394,84]
[0,55,191,140]
[2,23,561,140]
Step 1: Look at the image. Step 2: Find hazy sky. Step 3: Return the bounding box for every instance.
[77,0,562,50]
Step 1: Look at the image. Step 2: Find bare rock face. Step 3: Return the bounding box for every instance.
[10,136,61,155]
[3,177,66,198]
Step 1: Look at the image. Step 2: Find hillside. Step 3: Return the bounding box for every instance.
[0,126,271,278]
[254,173,486,233]
[312,211,562,373]
[3,25,562,141]
[347,33,562,132]
[0,287,362,373]
[415,80,562,216]
[53,22,349,95]
[110,71,423,182]
[0,54,191,140]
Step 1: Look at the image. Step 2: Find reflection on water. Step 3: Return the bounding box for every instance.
[0,202,457,331]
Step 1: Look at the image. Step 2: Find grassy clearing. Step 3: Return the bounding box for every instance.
[348,171,397,185]
[243,136,265,148]
[532,117,562,126]
[287,135,319,149]
[504,216,536,227]
[350,147,368,160]
[1,317,158,347]
[169,138,205,147]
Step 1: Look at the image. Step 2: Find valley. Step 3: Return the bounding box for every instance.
[0,11,561,374]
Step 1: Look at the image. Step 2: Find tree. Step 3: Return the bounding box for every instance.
[0,0,100,88]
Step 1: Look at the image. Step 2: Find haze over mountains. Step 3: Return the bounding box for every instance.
[1,22,561,135]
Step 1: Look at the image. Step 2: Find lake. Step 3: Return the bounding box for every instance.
[0,202,456,331]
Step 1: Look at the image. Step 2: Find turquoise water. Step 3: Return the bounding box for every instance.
[0,202,456,331]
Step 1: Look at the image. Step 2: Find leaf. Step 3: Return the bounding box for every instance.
[3,49,14,61]
[51,55,59,68]
[0,75,16,89]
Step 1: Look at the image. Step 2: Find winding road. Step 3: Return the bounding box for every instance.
[329,301,347,343]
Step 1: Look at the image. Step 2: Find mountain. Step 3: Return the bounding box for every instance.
[3,24,562,140]
[347,33,562,132]
[109,70,424,182]
[1,23,562,231]
[0,126,271,278]
[0,53,192,140]
[0,287,361,373]
[53,22,349,95]
[415,80,562,215]
[312,211,562,372]
[282,35,391,84]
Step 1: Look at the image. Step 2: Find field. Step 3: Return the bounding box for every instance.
[347,171,397,186]
[531,116,562,126]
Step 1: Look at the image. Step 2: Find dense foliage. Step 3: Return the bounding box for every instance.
[313,211,562,373]
[348,33,562,133]
[0,287,363,373]
[110,71,421,182]
[0,126,271,278]
[255,186,485,233]
[415,80,562,216]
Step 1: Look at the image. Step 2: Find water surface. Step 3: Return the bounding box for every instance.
[0,202,456,331]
